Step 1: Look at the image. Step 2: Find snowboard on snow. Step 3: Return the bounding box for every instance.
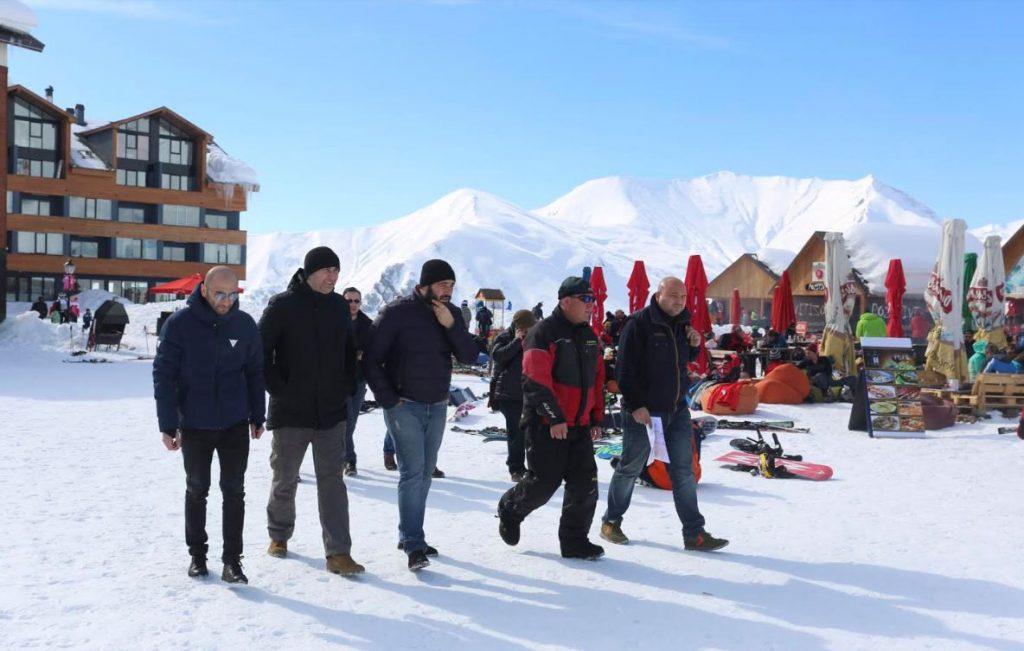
[448,403,476,422]
[715,451,833,480]
[450,425,508,441]
[715,419,809,433]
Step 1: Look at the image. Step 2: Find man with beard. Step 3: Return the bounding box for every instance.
[600,277,728,552]
[259,246,364,577]
[364,259,478,571]
[497,277,606,560]
[153,266,265,584]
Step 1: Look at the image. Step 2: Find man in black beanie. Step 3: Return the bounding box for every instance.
[258,246,365,577]
[364,258,478,571]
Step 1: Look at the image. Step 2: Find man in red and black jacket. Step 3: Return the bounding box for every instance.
[497,276,607,560]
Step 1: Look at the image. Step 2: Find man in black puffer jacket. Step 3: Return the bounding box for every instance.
[600,276,729,552]
[489,309,537,481]
[258,246,364,577]
[364,258,479,571]
[497,277,606,560]
[341,286,374,477]
[153,266,265,584]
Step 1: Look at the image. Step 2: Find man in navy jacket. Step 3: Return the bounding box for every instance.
[364,259,478,571]
[153,266,265,584]
[600,276,729,552]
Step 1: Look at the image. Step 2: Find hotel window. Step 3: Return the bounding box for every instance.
[118,205,146,223]
[115,237,158,260]
[16,231,64,255]
[158,120,193,165]
[116,118,150,160]
[161,173,192,191]
[70,239,99,258]
[20,196,54,216]
[202,243,241,265]
[204,212,229,229]
[15,159,57,178]
[13,99,58,151]
[162,244,187,261]
[162,204,200,227]
[68,197,112,220]
[116,169,147,187]
[6,191,13,213]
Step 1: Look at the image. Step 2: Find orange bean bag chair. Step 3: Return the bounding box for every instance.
[755,363,810,404]
[701,381,759,416]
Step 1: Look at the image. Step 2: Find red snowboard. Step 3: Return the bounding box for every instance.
[715,451,833,481]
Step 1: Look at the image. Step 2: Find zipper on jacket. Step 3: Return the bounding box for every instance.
[213,321,221,428]
[574,328,588,426]
[668,322,682,407]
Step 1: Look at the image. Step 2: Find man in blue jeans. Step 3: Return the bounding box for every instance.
[364,259,478,571]
[601,276,729,552]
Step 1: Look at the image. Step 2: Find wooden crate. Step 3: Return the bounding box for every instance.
[974,373,1024,411]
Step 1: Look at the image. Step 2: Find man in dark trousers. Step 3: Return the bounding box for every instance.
[489,309,537,482]
[497,277,606,560]
[259,246,364,577]
[476,302,494,339]
[153,266,266,584]
[341,286,373,477]
[364,259,479,571]
[600,276,728,552]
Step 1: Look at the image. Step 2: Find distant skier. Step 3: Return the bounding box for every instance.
[532,302,543,320]
[476,302,493,339]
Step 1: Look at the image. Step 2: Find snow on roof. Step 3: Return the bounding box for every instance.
[207,142,259,190]
[753,248,795,276]
[845,223,984,295]
[70,121,111,171]
[0,0,37,34]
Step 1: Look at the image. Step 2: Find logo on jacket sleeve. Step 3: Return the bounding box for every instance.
[229,339,238,348]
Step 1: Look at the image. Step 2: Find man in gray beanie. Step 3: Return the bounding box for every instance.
[258,246,365,577]
[364,258,479,571]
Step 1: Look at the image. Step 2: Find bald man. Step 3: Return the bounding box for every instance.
[600,277,728,552]
[154,266,266,584]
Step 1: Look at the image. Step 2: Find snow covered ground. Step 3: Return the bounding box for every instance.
[2,302,1024,650]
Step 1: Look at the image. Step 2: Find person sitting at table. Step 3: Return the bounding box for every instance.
[717,324,750,352]
[760,329,787,350]
[983,346,1018,374]
[796,342,857,401]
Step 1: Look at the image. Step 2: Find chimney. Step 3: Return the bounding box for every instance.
[74,103,85,126]
[45,85,53,102]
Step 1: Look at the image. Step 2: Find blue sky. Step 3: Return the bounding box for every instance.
[10,0,1024,233]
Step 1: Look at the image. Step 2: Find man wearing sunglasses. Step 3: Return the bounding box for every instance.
[153,266,265,584]
[259,246,365,577]
[497,276,607,560]
[341,287,373,477]
[601,276,728,552]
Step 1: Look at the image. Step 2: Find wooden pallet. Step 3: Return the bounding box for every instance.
[923,374,1024,414]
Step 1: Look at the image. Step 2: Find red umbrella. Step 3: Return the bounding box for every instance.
[685,255,711,373]
[589,266,607,337]
[730,288,742,325]
[627,260,650,313]
[149,273,204,294]
[149,273,244,295]
[770,271,796,334]
[885,259,906,337]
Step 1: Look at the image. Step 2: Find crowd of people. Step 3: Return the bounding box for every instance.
[152,250,732,585]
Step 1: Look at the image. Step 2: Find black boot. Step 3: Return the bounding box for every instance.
[498,511,520,546]
[397,541,439,556]
[221,559,248,584]
[562,541,605,560]
[408,550,430,571]
[188,556,208,578]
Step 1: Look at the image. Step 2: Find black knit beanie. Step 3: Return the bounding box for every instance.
[419,259,456,286]
[303,246,340,276]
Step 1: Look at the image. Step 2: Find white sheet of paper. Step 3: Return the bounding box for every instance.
[646,417,670,465]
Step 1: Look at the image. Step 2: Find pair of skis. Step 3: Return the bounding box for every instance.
[715,419,810,433]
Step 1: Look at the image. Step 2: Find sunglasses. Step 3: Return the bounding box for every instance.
[571,294,596,304]
[214,291,239,303]
[346,298,361,304]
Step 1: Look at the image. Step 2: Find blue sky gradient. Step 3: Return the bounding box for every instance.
[10,0,1024,233]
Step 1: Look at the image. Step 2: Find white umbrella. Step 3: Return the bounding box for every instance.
[924,219,968,383]
[968,235,1007,348]
[821,232,858,374]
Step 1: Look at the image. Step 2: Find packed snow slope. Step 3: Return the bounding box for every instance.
[2,301,1024,650]
[247,173,960,316]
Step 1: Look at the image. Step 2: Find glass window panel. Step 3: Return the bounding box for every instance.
[143,239,158,260]
[14,120,28,146]
[16,232,34,252]
[46,233,64,255]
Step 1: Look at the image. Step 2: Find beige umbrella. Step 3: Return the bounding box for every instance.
[820,232,858,375]
[924,219,969,384]
[968,235,1008,349]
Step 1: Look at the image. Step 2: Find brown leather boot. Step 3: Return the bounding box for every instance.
[267,540,288,558]
[326,553,366,576]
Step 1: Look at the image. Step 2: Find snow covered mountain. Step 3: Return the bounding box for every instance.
[246,173,957,318]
